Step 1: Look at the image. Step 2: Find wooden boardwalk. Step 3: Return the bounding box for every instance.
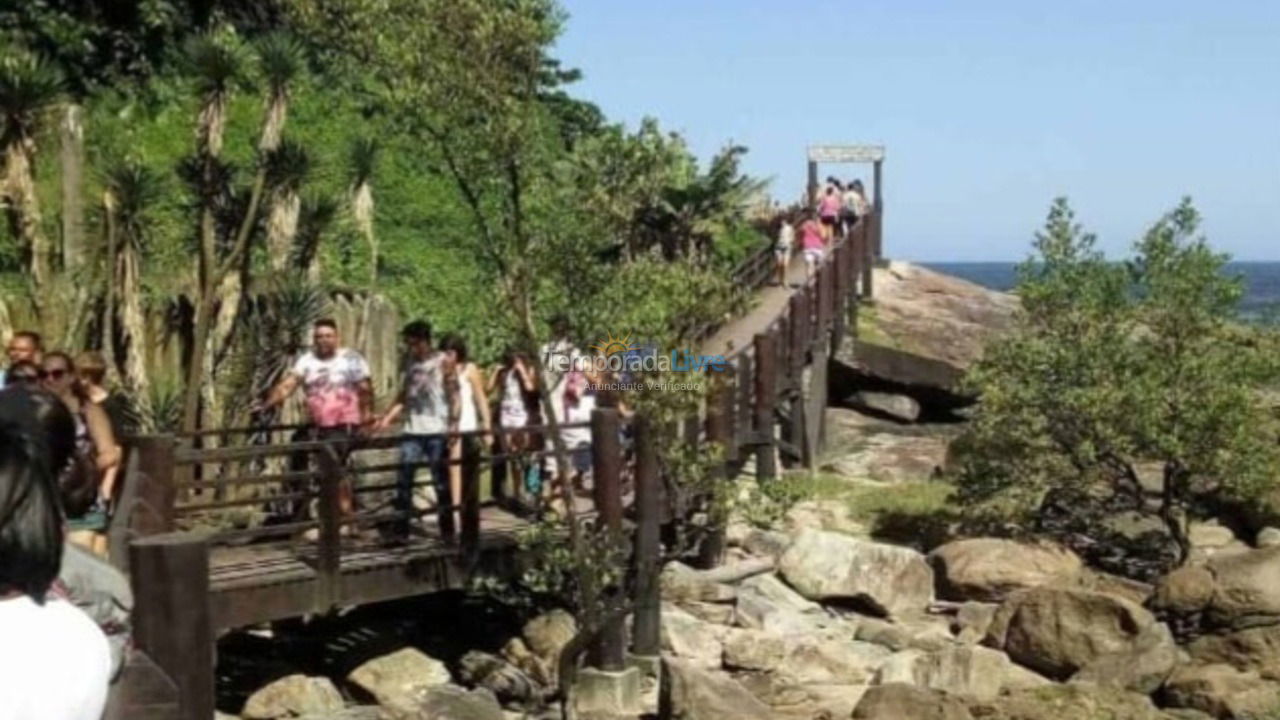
[107,208,882,720]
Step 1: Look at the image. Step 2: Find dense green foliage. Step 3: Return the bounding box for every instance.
[953,198,1280,576]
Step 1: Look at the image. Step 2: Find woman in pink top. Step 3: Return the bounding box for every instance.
[818,186,842,241]
[800,212,826,283]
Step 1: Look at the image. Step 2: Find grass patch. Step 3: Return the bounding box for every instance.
[846,480,958,551]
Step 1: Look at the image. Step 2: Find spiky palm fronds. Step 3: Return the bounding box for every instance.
[101,160,164,254]
[223,277,328,420]
[346,136,378,281]
[183,33,248,156]
[292,192,338,273]
[0,53,64,147]
[346,136,378,188]
[264,139,311,192]
[256,33,305,152]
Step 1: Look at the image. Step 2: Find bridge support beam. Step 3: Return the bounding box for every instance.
[697,382,733,569]
[130,532,213,720]
[804,339,831,467]
[754,332,778,483]
[631,414,661,660]
[590,408,627,671]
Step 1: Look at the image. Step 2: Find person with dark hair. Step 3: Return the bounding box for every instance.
[42,352,122,557]
[774,216,795,286]
[439,333,492,526]
[4,361,44,388]
[376,320,459,541]
[1,331,43,389]
[0,387,112,719]
[260,319,374,529]
[488,346,540,495]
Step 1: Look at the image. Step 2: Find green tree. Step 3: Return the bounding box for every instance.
[954,198,1280,574]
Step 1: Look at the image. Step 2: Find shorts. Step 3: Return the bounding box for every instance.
[547,440,592,478]
[501,406,529,429]
[820,215,838,227]
[804,248,824,265]
[774,246,791,261]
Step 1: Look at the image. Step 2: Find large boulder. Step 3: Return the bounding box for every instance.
[779,530,934,617]
[663,659,773,720]
[1200,546,1280,627]
[346,648,451,710]
[1186,624,1280,680]
[661,562,737,604]
[777,636,885,685]
[457,651,542,706]
[851,683,973,720]
[850,391,922,423]
[242,675,345,720]
[1162,663,1280,720]
[973,684,1175,720]
[875,645,1015,701]
[821,407,955,485]
[735,573,836,636]
[984,587,1177,689]
[661,602,726,668]
[929,538,1083,602]
[405,685,503,720]
[522,609,577,664]
[722,629,787,671]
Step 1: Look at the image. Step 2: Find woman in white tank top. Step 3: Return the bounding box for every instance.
[440,335,493,521]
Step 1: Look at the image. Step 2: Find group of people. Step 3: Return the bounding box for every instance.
[774,177,872,286]
[0,340,134,720]
[258,316,600,545]
[0,332,123,558]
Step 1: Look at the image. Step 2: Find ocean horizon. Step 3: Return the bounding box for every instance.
[923,261,1280,322]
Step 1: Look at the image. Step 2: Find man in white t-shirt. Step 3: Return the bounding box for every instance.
[375,321,459,542]
[260,319,374,521]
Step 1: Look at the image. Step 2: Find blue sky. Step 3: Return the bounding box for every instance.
[555,1,1280,261]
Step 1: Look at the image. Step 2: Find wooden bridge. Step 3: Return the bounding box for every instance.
[105,203,884,719]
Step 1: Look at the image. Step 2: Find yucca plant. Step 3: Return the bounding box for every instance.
[256,33,305,153]
[0,53,64,294]
[264,139,311,270]
[102,160,164,417]
[347,136,379,282]
[292,191,338,280]
[183,33,249,158]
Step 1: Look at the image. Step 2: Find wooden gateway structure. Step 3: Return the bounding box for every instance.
[105,189,884,719]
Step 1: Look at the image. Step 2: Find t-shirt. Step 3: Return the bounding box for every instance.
[403,353,449,435]
[776,223,795,251]
[842,190,861,214]
[801,220,825,250]
[0,594,111,720]
[290,348,371,427]
[819,193,842,218]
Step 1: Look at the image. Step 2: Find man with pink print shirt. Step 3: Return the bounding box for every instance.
[260,318,373,522]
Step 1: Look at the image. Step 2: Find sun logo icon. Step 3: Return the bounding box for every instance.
[591,331,637,357]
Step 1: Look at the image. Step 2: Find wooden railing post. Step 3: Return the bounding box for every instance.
[461,433,482,557]
[130,532,213,720]
[315,445,343,611]
[734,355,753,458]
[753,332,778,483]
[109,435,177,571]
[863,212,877,298]
[589,409,626,671]
[631,414,661,659]
[698,382,732,569]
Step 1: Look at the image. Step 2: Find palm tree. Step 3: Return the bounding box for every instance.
[265,140,310,271]
[292,191,338,283]
[0,53,63,299]
[347,137,378,283]
[256,34,304,154]
[102,160,163,421]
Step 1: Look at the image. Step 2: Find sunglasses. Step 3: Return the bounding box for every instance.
[44,369,69,380]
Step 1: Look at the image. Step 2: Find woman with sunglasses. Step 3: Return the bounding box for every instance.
[41,352,121,556]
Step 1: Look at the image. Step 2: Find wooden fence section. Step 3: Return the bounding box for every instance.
[111,210,880,720]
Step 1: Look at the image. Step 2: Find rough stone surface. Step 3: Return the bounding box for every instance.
[876,645,1013,701]
[1071,622,1181,694]
[777,635,882,685]
[663,659,773,720]
[851,391,922,423]
[347,648,451,709]
[984,587,1176,685]
[779,530,934,617]
[1257,527,1280,548]
[1186,624,1280,680]
[820,408,955,485]
[242,675,345,720]
[409,685,503,720]
[784,499,869,538]
[1201,546,1280,626]
[458,651,542,705]
[661,603,726,668]
[971,684,1173,720]
[929,538,1083,602]
[740,528,792,559]
[1162,663,1280,720]
[722,629,787,671]
[680,601,736,626]
[500,637,554,690]
[1152,565,1216,616]
[522,609,577,663]
[799,684,871,720]
[734,573,834,636]
[953,602,998,644]
[851,683,974,720]
[661,562,737,604]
